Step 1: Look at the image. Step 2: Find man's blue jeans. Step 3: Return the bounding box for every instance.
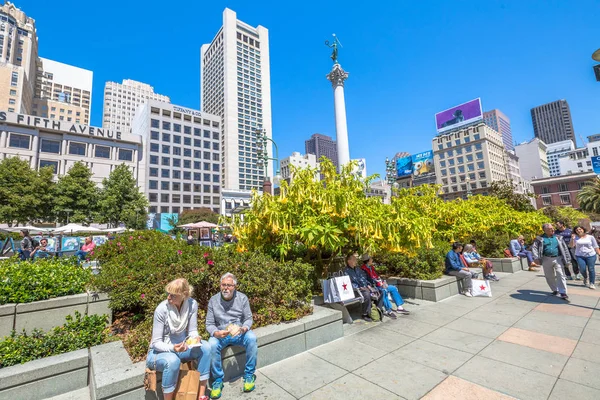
[576,255,597,285]
[209,330,257,384]
[74,250,87,261]
[518,250,534,265]
[146,341,211,394]
[378,285,404,311]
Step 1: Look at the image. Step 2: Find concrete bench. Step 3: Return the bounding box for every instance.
[388,272,480,302]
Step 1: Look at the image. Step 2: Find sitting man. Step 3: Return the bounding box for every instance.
[207,273,257,399]
[510,235,539,271]
[462,244,499,281]
[30,238,51,259]
[360,254,410,317]
[446,242,478,297]
[344,252,380,322]
[74,236,96,263]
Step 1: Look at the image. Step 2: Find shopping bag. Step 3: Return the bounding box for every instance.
[472,279,492,297]
[175,362,201,400]
[323,275,354,303]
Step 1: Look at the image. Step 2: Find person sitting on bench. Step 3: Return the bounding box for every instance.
[462,244,499,281]
[360,254,409,317]
[446,242,478,297]
[344,253,376,322]
[510,235,540,272]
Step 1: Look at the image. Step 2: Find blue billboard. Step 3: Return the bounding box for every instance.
[396,155,413,177]
[147,213,179,233]
[412,151,434,177]
[592,156,600,175]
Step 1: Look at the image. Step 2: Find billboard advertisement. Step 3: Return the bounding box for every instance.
[412,151,434,176]
[146,213,179,233]
[592,156,600,175]
[396,155,413,177]
[435,98,483,134]
[351,158,367,179]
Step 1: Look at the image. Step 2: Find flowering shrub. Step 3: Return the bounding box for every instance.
[0,258,91,304]
[92,230,314,360]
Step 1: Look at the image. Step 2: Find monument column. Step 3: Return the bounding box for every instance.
[327,64,350,169]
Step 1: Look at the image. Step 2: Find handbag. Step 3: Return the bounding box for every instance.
[472,279,492,297]
[323,271,354,303]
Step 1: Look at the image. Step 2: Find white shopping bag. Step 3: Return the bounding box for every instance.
[472,279,492,297]
[323,275,354,303]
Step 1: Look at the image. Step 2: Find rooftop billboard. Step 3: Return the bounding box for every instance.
[435,98,483,134]
[396,151,435,178]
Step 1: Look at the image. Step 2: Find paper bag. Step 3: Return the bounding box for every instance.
[323,275,354,303]
[175,362,201,400]
[472,279,492,297]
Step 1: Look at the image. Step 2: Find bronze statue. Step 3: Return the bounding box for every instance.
[325,34,342,64]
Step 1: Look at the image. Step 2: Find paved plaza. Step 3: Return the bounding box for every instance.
[218,270,600,400]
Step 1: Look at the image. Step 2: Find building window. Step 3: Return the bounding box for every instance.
[151,131,159,140]
[174,135,181,144]
[172,194,181,203]
[477,162,484,169]
[162,145,170,154]
[594,147,599,157]
[161,169,170,178]
[542,186,550,194]
[173,170,181,179]
[577,162,583,168]
[560,194,571,205]
[149,193,158,202]
[40,139,61,154]
[559,183,568,192]
[161,181,170,190]
[162,157,170,166]
[95,145,111,159]
[150,168,158,177]
[173,159,181,168]
[161,194,169,203]
[118,149,133,161]
[151,119,160,128]
[160,206,169,213]
[149,180,158,190]
[69,142,86,155]
[174,124,181,133]
[162,121,171,130]
[11,72,18,86]
[150,143,159,152]
[542,196,552,206]
[9,133,30,149]
[39,160,59,174]
[162,133,171,142]
[150,155,159,165]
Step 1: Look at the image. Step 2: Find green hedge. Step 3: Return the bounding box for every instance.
[0,312,112,368]
[91,231,314,360]
[0,258,92,304]
[373,240,448,280]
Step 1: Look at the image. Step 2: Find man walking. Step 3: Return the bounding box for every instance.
[555,221,582,280]
[532,223,571,300]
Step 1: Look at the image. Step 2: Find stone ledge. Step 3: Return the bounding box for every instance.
[15,293,88,313]
[0,348,88,390]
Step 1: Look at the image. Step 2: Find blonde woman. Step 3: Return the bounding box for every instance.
[146,278,211,400]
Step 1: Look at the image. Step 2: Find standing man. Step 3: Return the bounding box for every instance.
[207,273,257,399]
[555,221,582,280]
[510,235,540,271]
[532,223,571,300]
[344,253,375,322]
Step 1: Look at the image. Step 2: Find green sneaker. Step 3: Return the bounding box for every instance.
[210,381,224,399]
[243,374,256,393]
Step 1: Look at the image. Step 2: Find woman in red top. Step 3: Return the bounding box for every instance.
[361,254,410,316]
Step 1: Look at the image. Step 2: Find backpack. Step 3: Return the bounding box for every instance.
[503,248,513,258]
[370,303,383,322]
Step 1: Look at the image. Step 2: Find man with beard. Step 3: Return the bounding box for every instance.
[207,273,257,399]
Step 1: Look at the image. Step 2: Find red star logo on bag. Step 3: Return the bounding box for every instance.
[342,283,348,291]
[480,285,486,291]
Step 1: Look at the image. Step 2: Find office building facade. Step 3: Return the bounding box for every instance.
[305,133,338,169]
[103,79,169,133]
[132,100,222,215]
[33,57,93,125]
[532,172,595,209]
[483,109,513,151]
[200,8,273,193]
[280,151,319,183]
[0,109,140,183]
[514,138,550,181]
[432,123,508,200]
[546,140,576,177]
[531,100,576,146]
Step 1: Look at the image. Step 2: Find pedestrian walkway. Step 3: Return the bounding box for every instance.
[218,271,600,399]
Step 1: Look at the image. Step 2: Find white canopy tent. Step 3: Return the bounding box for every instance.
[178,221,218,229]
[52,224,103,234]
[3,226,51,233]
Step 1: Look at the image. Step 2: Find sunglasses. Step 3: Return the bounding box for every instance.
[220,283,235,288]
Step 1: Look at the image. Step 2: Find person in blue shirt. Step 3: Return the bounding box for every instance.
[510,235,539,272]
[445,242,477,297]
[344,253,375,322]
[532,223,572,300]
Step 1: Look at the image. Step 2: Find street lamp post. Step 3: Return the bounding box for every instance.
[63,208,73,225]
[384,157,396,185]
[255,128,281,195]
[466,176,473,198]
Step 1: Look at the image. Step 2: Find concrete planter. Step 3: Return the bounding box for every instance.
[2,291,111,335]
[388,275,466,302]
[0,305,343,400]
[487,257,523,273]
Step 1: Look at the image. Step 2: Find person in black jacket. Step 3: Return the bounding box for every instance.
[344,253,376,322]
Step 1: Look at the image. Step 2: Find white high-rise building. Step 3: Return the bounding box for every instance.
[546,140,576,177]
[280,152,319,183]
[200,8,272,194]
[514,138,550,181]
[102,79,170,133]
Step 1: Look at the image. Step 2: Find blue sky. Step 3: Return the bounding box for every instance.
[20,0,600,178]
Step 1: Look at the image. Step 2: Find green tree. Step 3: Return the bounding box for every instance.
[98,164,148,229]
[0,157,55,225]
[489,180,536,212]
[578,177,600,215]
[53,162,99,225]
[178,208,220,225]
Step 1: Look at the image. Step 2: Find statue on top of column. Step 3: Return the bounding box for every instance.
[325,34,342,64]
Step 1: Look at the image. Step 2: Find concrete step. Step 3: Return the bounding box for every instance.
[44,387,90,400]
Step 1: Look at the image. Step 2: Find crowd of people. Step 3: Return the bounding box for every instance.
[147,275,257,400]
[16,229,97,264]
[444,240,499,297]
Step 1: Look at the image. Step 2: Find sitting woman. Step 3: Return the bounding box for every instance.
[463,244,499,281]
[360,254,410,317]
[146,278,211,400]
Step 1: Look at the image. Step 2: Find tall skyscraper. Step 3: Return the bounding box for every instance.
[483,109,513,151]
[531,100,576,146]
[33,57,93,124]
[103,79,170,133]
[0,1,38,114]
[200,8,272,193]
[305,133,338,170]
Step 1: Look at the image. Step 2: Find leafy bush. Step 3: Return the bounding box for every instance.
[0,312,112,368]
[0,258,91,304]
[91,230,314,360]
[540,206,590,229]
[468,232,512,258]
[373,240,447,280]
